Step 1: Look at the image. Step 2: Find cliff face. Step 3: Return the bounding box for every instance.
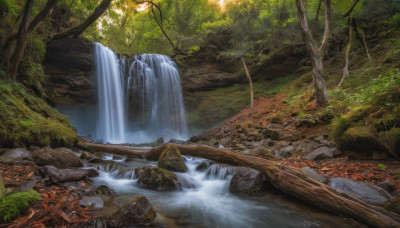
[43,37,96,105]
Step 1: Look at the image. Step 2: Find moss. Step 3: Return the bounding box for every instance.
[379,128,400,157]
[337,126,385,153]
[261,128,280,140]
[344,105,374,123]
[0,174,5,198]
[384,195,400,215]
[266,113,282,124]
[0,81,77,147]
[158,145,187,172]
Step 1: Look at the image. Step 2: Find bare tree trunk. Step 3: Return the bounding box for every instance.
[343,0,361,18]
[51,0,112,40]
[241,57,254,117]
[338,25,353,87]
[8,0,35,79]
[77,141,400,228]
[351,19,372,61]
[296,0,329,105]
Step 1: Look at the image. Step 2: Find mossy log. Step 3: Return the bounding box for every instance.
[78,141,400,227]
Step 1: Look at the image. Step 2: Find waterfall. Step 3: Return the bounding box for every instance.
[92,43,188,143]
[94,43,126,143]
[127,54,188,141]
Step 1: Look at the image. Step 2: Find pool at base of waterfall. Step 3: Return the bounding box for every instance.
[88,155,365,228]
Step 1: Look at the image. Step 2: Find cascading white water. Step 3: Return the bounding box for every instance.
[126,54,188,142]
[94,43,126,143]
[92,44,189,143]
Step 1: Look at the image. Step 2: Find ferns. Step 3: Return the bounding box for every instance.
[0,190,41,223]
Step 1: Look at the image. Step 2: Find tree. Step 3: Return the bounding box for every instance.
[296,0,330,105]
[51,0,112,40]
[8,0,34,79]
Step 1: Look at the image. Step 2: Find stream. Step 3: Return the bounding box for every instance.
[86,153,365,228]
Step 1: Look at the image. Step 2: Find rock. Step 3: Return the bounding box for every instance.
[15,181,37,192]
[294,115,319,127]
[378,181,394,193]
[235,144,247,150]
[41,165,99,183]
[29,145,40,152]
[88,157,104,163]
[135,166,181,191]
[107,196,156,227]
[33,147,83,168]
[261,128,280,140]
[250,147,274,159]
[196,162,208,171]
[230,168,268,194]
[301,167,326,183]
[96,185,116,196]
[281,134,302,142]
[189,136,200,143]
[372,151,389,160]
[43,37,96,105]
[304,146,333,160]
[276,146,294,158]
[328,177,392,205]
[157,145,187,172]
[79,197,104,209]
[0,148,31,163]
[247,131,261,141]
[384,195,400,215]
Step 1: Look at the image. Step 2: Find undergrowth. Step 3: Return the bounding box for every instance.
[0,190,41,223]
[0,80,78,147]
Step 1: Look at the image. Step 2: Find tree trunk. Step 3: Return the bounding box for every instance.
[3,0,57,49]
[241,57,254,117]
[296,0,329,105]
[78,141,400,227]
[338,24,353,87]
[8,0,35,79]
[51,0,112,40]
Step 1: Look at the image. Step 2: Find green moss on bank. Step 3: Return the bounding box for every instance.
[0,80,78,147]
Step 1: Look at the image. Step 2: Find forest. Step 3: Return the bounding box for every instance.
[0,0,400,227]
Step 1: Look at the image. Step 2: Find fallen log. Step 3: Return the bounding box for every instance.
[79,142,400,227]
[76,141,147,158]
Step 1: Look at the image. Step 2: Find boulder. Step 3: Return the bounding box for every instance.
[230,168,268,194]
[261,128,280,140]
[157,146,187,172]
[96,185,116,196]
[135,166,181,191]
[294,115,319,127]
[384,195,400,215]
[301,167,326,183]
[107,196,156,227]
[276,146,294,158]
[0,148,31,163]
[41,165,99,183]
[33,147,83,168]
[79,197,104,209]
[328,177,392,205]
[196,162,208,171]
[304,146,333,160]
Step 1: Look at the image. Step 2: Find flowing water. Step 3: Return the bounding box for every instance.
[58,43,189,144]
[89,155,364,228]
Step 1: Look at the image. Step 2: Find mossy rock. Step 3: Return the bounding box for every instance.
[96,185,116,197]
[294,115,319,128]
[344,105,374,123]
[157,146,187,172]
[134,166,181,191]
[261,128,280,140]
[336,126,385,153]
[379,128,400,157]
[33,147,83,169]
[266,114,282,124]
[107,196,157,227]
[384,195,400,215]
[250,147,274,159]
[196,162,208,171]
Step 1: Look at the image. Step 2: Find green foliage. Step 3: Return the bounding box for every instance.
[378,163,386,170]
[0,190,41,223]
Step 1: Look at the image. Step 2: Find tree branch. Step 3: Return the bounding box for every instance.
[343,0,360,18]
[319,0,331,53]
